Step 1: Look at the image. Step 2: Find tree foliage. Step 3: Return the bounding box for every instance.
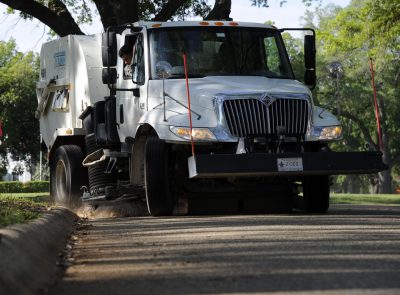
[251,0,316,8]
[0,0,319,37]
[1,0,218,36]
[282,32,304,83]
[0,40,39,175]
[305,0,400,193]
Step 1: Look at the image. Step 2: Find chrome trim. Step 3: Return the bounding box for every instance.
[213,92,312,140]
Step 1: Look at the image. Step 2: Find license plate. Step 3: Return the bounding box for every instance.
[277,157,303,172]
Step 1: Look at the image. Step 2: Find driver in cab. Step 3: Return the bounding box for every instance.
[119,45,133,77]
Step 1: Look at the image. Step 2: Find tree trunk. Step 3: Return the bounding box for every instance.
[378,132,392,193]
[153,0,188,21]
[1,0,83,36]
[348,175,361,193]
[377,92,393,193]
[204,0,232,20]
[378,169,392,193]
[94,0,139,29]
[333,108,392,194]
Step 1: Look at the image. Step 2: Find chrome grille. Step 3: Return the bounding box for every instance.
[223,98,309,137]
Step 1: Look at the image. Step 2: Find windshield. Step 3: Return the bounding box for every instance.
[149,26,294,79]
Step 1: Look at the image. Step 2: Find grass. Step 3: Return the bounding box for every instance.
[331,193,400,205]
[0,193,50,228]
[0,192,398,226]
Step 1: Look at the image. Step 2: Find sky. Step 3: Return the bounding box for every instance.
[0,0,351,53]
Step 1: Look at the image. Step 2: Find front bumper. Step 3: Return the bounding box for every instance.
[188,151,387,178]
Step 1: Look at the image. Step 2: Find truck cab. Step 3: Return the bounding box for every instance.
[115,22,322,144]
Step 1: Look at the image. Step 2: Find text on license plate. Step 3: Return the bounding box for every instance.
[277,157,303,172]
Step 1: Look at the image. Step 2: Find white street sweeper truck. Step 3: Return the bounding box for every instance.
[36,21,386,215]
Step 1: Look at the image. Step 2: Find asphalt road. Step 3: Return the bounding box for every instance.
[49,204,400,295]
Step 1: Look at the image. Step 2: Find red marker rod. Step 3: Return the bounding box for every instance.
[369,58,383,151]
[183,54,195,156]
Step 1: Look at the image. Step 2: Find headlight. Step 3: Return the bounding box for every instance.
[169,126,216,141]
[312,126,342,140]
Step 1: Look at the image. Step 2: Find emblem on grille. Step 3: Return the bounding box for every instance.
[260,93,276,107]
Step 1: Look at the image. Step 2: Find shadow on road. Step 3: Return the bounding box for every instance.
[50,204,400,295]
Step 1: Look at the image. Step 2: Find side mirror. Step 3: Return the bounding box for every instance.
[304,34,316,88]
[304,69,316,88]
[304,35,316,69]
[102,68,117,85]
[102,32,117,67]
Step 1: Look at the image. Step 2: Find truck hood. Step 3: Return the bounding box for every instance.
[148,76,311,111]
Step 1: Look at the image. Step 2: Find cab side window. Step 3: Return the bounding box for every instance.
[132,34,145,85]
[120,34,137,80]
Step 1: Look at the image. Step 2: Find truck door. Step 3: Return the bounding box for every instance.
[116,29,148,142]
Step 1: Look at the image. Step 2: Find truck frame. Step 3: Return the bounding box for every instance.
[36,21,386,216]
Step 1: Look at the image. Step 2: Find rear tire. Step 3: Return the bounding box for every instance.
[50,145,87,209]
[302,175,330,213]
[144,135,174,216]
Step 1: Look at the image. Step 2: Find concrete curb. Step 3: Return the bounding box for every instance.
[0,208,77,295]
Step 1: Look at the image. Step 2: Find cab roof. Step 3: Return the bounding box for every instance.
[134,21,277,30]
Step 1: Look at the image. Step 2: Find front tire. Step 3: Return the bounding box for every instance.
[144,135,174,216]
[302,175,330,213]
[50,145,87,209]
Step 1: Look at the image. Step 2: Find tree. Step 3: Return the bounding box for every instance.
[0,0,317,37]
[0,40,39,174]
[282,32,305,83]
[309,0,400,193]
[0,0,218,36]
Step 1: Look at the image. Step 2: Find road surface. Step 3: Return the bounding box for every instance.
[49,204,400,295]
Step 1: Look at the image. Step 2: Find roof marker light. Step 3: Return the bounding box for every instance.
[214,22,224,26]
[152,24,162,28]
[229,22,239,26]
[199,22,209,26]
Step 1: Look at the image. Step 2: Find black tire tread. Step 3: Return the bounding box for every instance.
[144,135,174,216]
[50,145,87,209]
